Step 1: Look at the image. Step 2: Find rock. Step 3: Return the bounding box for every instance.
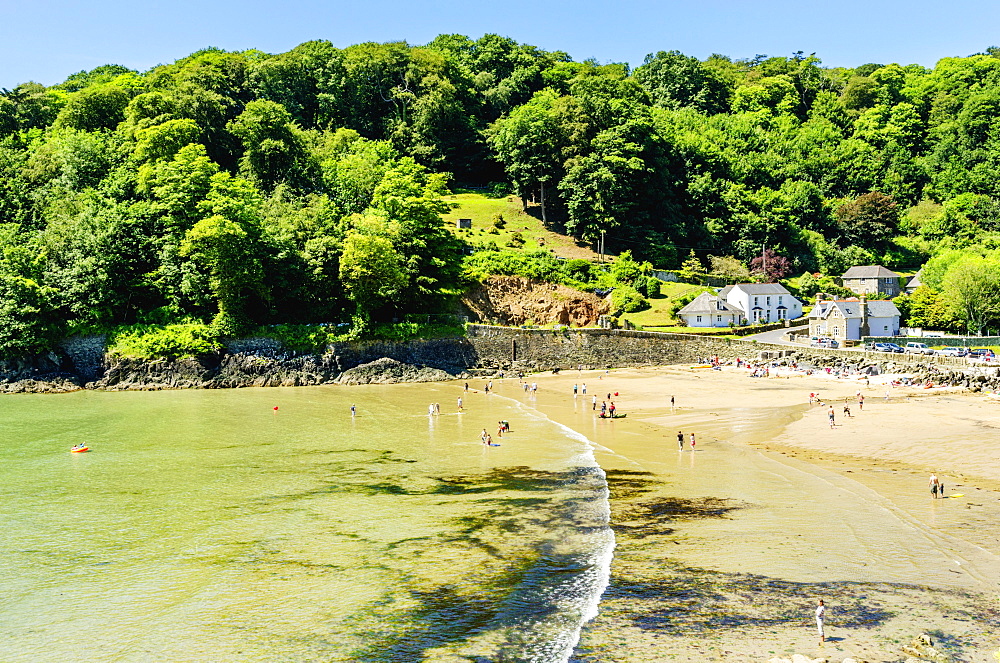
[900,633,954,662]
[336,357,454,384]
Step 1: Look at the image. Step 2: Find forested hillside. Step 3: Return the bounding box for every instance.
[3,35,1000,354]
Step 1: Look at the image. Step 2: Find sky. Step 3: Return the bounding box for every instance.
[3,0,1000,88]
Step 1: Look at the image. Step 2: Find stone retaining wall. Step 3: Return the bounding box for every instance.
[0,325,994,393]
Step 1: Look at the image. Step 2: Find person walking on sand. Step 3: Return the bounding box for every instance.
[457,396,463,412]
[670,395,675,409]
[582,383,587,395]
[592,395,597,410]
[828,405,835,428]
[815,599,826,643]
[929,473,940,498]
[481,429,489,445]
[677,431,685,450]
[351,404,356,417]
[689,432,696,449]
[573,384,578,396]
[858,393,864,411]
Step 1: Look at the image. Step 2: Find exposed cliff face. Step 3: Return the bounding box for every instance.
[461,276,609,326]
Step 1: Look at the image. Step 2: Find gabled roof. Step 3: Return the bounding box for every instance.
[810,299,900,320]
[677,292,744,316]
[842,265,900,279]
[907,269,923,288]
[866,300,901,317]
[729,283,792,296]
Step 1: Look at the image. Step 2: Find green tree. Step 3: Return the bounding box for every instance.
[339,228,407,327]
[942,256,1000,335]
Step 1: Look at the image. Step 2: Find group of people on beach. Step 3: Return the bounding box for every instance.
[676,431,696,450]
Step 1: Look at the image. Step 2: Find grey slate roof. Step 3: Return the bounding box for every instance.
[810,299,900,320]
[731,283,792,295]
[907,269,923,289]
[866,300,901,317]
[677,292,744,316]
[842,265,900,279]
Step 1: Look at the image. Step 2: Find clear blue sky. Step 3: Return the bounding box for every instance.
[3,0,1000,89]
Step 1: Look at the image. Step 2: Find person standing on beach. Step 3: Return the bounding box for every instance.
[929,473,940,498]
[677,431,684,450]
[457,396,463,411]
[670,395,675,409]
[828,405,835,428]
[351,404,356,417]
[689,432,696,449]
[858,393,864,410]
[573,384,578,396]
[592,395,597,410]
[885,388,891,401]
[582,383,587,395]
[815,599,826,643]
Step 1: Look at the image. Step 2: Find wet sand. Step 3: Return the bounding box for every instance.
[489,366,1000,662]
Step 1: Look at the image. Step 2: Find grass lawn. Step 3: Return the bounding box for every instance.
[620,282,713,328]
[443,192,600,260]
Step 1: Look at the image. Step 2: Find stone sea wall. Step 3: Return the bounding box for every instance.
[1,325,997,393]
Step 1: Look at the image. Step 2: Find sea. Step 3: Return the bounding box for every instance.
[0,382,614,662]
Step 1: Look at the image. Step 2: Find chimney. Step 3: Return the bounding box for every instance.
[860,295,869,336]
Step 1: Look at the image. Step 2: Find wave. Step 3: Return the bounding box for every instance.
[497,400,617,662]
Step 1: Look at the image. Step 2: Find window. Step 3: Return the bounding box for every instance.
[833,326,840,337]
[754,297,758,306]
[717,315,722,322]
[696,315,702,323]
[766,296,771,305]
[883,325,888,331]
[778,296,783,305]
[777,309,786,319]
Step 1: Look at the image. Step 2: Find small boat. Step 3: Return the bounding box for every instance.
[70,446,89,453]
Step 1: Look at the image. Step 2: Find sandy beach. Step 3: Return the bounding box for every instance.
[491,364,1000,662]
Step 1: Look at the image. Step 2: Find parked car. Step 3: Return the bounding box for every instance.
[873,342,904,353]
[904,342,935,355]
[968,348,996,360]
[935,346,968,357]
[810,337,838,348]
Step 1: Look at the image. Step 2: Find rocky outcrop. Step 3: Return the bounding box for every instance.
[336,357,455,384]
[462,276,608,326]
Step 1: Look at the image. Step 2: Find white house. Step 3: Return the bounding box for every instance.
[676,292,744,327]
[809,296,900,341]
[677,283,802,328]
[719,283,803,324]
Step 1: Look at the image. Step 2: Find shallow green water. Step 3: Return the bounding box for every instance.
[0,383,612,662]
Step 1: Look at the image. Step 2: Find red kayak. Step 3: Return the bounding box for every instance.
[70,446,89,453]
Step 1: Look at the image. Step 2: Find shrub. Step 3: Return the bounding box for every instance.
[637,276,661,297]
[612,285,649,313]
[107,324,222,360]
[492,213,506,229]
[252,324,340,353]
[507,232,525,248]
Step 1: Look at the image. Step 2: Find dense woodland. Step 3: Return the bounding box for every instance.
[3,35,1000,355]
